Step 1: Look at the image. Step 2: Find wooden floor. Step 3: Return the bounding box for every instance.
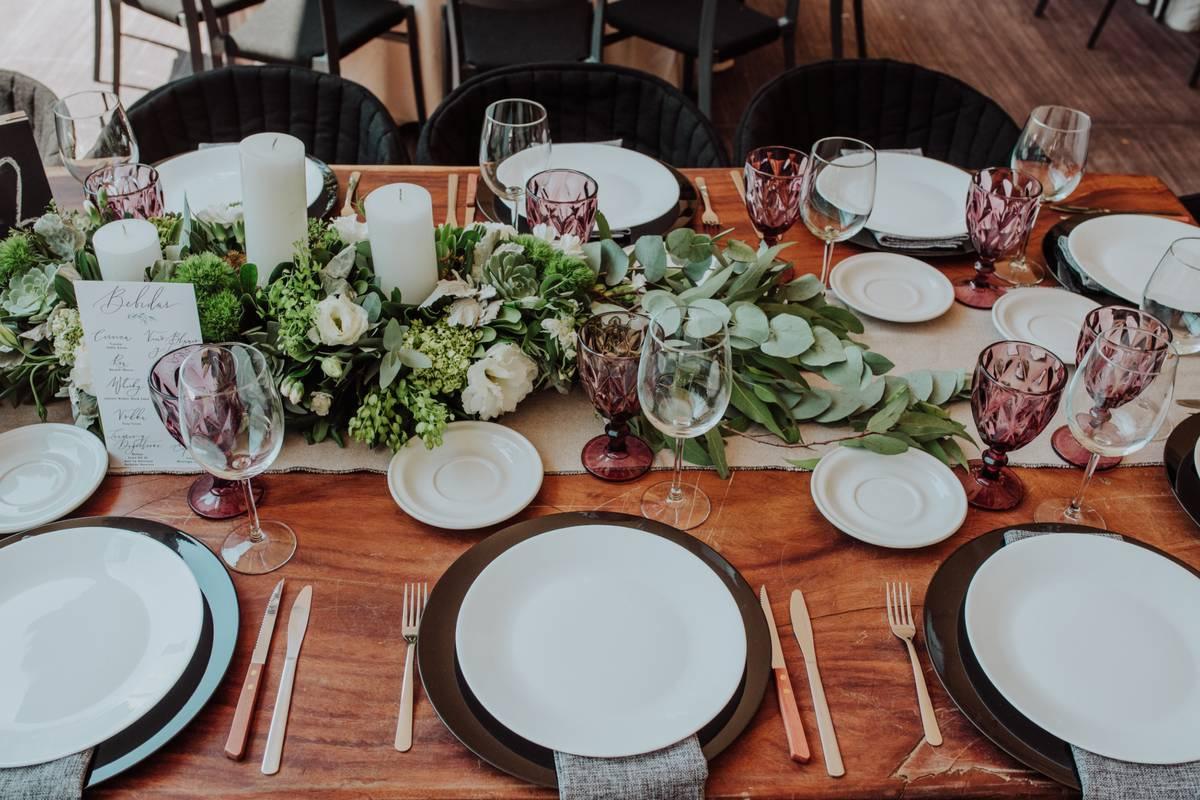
[4,0,1199,193]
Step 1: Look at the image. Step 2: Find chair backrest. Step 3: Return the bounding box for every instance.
[0,70,61,166]
[127,65,406,165]
[733,59,1020,170]
[417,62,728,167]
[447,0,595,85]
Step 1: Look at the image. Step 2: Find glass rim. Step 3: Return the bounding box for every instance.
[524,168,598,203]
[484,98,549,128]
[976,340,1068,397]
[807,136,877,168]
[744,146,807,178]
[179,342,274,397]
[1028,105,1092,134]
[84,163,159,198]
[1084,305,1174,350]
[579,310,649,360]
[972,166,1044,200]
[646,306,729,353]
[1162,237,1200,271]
[1087,325,1176,375]
[52,89,122,120]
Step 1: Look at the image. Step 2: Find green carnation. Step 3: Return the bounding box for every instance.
[167,252,243,342]
[348,378,451,451]
[400,319,479,395]
[0,233,36,288]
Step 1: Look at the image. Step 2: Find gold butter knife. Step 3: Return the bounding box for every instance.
[341,170,361,217]
[759,586,810,763]
[790,589,844,777]
[464,173,478,225]
[445,173,459,227]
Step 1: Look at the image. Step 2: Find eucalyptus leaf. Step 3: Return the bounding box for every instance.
[867,384,910,433]
[862,350,895,375]
[791,387,833,420]
[678,265,734,302]
[929,370,961,405]
[781,274,824,302]
[904,369,935,402]
[822,345,864,389]
[379,351,401,389]
[815,388,861,423]
[728,302,769,345]
[634,235,668,283]
[705,427,729,478]
[360,293,382,324]
[842,433,909,455]
[397,348,432,369]
[797,326,846,367]
[601,239,631,286]
[686,299,731,333]
[724,239,758,263]
[786,457,822,471]
[730,377,786,439]
[855,376,886,412]
[761,314,814,358]
[382,318,406,351]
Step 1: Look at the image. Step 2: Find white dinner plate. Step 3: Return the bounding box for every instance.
[830,252,954,322]
[866,153,971,239]
[455,524,747,757]
[0,525,204,767]
[991,288,1100,365]
[387,421,542,530]
[0,424,108,534]
[810,447,967,548]
[157,144,324,214]
[495,142,680,230]
[965,534,1200,763]
[1066,214,1200,303]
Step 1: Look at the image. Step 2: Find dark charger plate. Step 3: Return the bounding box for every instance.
[1039,215,1126,304]
[1164,412,1200,530]
[417,511,770,787]
[0,516,239,787]
[847,228,974,259]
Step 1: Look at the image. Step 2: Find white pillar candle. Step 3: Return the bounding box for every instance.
[92,218,163,281]
[239,132,308,286]
[364,183,438,305]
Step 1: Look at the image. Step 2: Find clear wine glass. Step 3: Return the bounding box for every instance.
[1141,237,1200,441]
[479,98,551,227]
[800,136,877,287]
[744,146,806,246]
[1034,325,1177,528]
[637,305,732,530]
[52,91,139,183]
[999,106,1091,287]
[178,343,296,574]
[956,168,1042,310]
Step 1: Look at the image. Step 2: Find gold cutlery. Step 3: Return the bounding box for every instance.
[758,586,810,763]
[262,584,313,775]
[464,174,478,225]
[696,176,720,230]
[885,582,942,747]
[1049,202,1190,220]
[341,170,362,217]
[729,169,763,240]
[446,174,459,227]
[394,581,428,752]
[790,589,844,776]
[225,578,284,760]
[1176,398,1200,410]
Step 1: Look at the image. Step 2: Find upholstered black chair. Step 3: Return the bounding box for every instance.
[446,0,595,88]
[733,59,1021,169]
[0,70,61,165]
[1182,194,1200,221]
[417,62,728,167]
[127,65,406,164]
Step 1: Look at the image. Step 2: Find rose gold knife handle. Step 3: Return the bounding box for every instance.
[224,661,264,760]
[773,666,811,763]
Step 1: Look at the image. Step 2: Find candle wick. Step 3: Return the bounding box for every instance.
[397,187,403,202]
[272,137,278,151]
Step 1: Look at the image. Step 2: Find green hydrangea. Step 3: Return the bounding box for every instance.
[0,264,58,318]
[167,252,243,342]
[400,319,478,394]
[267,248,322,360]
[308,219,342,253]
[151,214,182,250]
[0,232,36,288]
[348,378,451,451]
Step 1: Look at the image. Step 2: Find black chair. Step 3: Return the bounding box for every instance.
[127,65,406,164]
[416,61,728,168]
[0,70,61,165]
[205,0,427,121]
[733,59,1021,170]
[592,0,800,117]
[1182,194,1200,221]
[446,0,595,89]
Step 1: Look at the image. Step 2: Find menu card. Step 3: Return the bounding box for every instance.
[75,281,203,471]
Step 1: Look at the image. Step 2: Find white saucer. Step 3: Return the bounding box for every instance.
[810,446,967,548]
[0,424,108,534]
[387,421,543,530]
[991,288,1100,365]
[830,252,955,323]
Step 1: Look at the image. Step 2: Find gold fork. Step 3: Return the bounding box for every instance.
[696,176,720,229]
[394,581,428,752]
[886,582,943,746]
[445,174,459,227]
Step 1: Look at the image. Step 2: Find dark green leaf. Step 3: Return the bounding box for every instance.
[862,350,895,375]
[705,427,729,478]
[842,433,909,455]
[730,377,786,439]
[595,211,613,241]
[786,457,822,471]
[866,385,910,433]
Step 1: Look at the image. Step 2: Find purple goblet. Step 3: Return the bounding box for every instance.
[578,311,654,481]
[525,169,598,240]
[149,344,265,519]
[956,168,1043,309]
[84,163,164,221]
[744,146,806,246]
[962,340,1068,510]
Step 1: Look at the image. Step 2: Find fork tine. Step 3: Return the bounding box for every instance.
[402,583,410,628]
[421,582,429,621]
[885,582,894,627]
[904,582,913,627]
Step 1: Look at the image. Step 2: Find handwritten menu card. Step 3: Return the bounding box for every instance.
[75,281,203,470]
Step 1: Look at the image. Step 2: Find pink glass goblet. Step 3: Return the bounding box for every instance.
[84,163,164,221]
[578,311,654,481]
[956,168,1043,309]
[148,343,265,519]
[961,340,1068,510]
[525,169,598,240]
[744,146,806,246]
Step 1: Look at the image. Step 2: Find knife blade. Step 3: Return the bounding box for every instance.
[464,173,478,225]
[759,586,810,763]
[224,578,284,760]
[790,589,845,777]
[262,584,312,775]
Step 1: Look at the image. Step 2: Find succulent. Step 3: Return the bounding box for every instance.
[0,264,59,318]
[483,246,538,301]
[0,232,37,287]
[32,213,85,261]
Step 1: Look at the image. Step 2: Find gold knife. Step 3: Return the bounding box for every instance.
[790,589,845,777]
[464,173,478,225]
[262,584,312,775]
[445,173,459,227]
[341,170,361,217]
[759,586,811,763]
[225,579,284,760]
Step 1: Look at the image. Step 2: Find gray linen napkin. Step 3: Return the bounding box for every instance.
[554,736,707,800]
[1002,530,1200,799]
[1055,238,1106,293]
[872,231,968,250]
[0,750,93,800]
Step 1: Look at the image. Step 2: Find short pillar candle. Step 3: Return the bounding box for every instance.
[239,132,307,286]
[364,183,438,305]
[92,218,163,281]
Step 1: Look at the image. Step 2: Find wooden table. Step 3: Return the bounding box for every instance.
[65,167,1200,798]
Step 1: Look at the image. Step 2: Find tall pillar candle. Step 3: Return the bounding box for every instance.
[239,132,307,286]
[92,218,163,281]
[364,183,438,305]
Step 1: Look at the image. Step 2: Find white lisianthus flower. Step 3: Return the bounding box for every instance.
[540,316,576,357]
[313,293,369,346]
[556,233,585,258]
[332,213,368,244]
[471,223,517,280]
[195,202,243,226]
[461,342,537,420]
[530,223,556,243]
[279,377,304,406]
[309,391,333,417]
[69,343,93,394]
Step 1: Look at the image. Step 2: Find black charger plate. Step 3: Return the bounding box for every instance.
[1040,215,1125,304]
[417,511,770,787]
[0,516,238,787]
[1164,412,1200,530]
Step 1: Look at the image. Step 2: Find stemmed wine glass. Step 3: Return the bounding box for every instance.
[999,106,1091,287]
[52,91,138,183]
[961,341,1068,510]
[178,343,296,574]
[637,305,732,530]
[956,168,1042,309]
[525,169,598,239]
[1140,237,1200,441]
[578,312,654,481]
[479,98,551,227]
[800,137,877,286]
[743,146,806,246]
[1035,325,1177,528]
[149,344,265,520]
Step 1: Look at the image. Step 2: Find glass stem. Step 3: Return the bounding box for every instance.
[242,479,265,543]
[1066,452,1102,520]
[819,239,835,287]
[668,436,686,504]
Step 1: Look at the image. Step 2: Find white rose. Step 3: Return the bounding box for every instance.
[309,391,333,417]
[313,293,369,346]
[332,214,368,244]
[461,342,537,420]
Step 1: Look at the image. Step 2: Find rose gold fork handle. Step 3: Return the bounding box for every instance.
[905,638,942,746]
[697,177,715,214]
[394,641,415,751]
[772,666,811,763]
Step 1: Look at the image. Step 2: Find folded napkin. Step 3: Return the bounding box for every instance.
[1055,238,1106,293]
[0,750,93,800]
[1002,530,1200,799]
[554,736,707,800]
[872,231,968,250]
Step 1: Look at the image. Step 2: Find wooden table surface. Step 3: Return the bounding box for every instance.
[58,167,1200,799]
